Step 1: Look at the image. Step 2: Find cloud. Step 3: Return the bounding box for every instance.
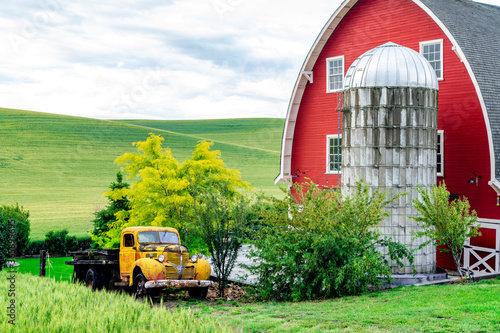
[0,0,354,119]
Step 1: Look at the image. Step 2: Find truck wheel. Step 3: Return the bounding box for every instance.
[85,268,103,291]
[188,287,208,300]
[133,273,148,300]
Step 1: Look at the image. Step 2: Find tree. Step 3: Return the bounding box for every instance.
[411,182,480,278]
[0,204,30,269]
[91,172,130,248]
[195,184,249,298]
[103,134,250,248]
[247,181,414,301]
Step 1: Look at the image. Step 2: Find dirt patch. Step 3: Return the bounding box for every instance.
[154,282,252,308]
[207,282,250,301]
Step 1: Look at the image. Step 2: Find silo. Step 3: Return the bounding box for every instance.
[342,42,438,274]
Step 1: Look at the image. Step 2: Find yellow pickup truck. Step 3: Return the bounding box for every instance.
[66,226,213,299]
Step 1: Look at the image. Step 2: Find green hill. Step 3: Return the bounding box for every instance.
[0,108,284,240]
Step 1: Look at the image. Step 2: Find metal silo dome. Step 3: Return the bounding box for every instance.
[344,42,439,90]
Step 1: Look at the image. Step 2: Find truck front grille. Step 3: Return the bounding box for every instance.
[165,266,179,280]
[164,245,189,266]
[181,266,195,280]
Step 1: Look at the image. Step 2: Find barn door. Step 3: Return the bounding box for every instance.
[463,223,500,275]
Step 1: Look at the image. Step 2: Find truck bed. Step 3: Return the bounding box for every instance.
[66,248,119,265]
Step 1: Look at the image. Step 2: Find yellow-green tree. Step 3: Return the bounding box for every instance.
[97,134,250,248]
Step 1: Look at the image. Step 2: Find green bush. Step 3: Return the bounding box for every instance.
[26,240,45,255]
[25,231,92,256]
[70,236,93,251]
[44,230,92,255]
[0,204,30,267]
[247,181,414,301]
[0,221,8,269]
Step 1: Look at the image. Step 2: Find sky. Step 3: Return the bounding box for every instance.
[0,0,498,120]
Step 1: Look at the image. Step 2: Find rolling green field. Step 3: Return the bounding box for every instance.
[0,108,284,240]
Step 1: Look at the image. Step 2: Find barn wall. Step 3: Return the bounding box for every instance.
[291,0,498,216]
[290,0,500,269]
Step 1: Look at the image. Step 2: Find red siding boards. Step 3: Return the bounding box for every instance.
[290,0,500,268]
[436,245,456,270]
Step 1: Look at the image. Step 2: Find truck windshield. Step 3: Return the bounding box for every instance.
[138,231,179,244]
[160,231,179,244]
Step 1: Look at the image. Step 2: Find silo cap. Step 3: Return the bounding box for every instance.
[343,42,439,90]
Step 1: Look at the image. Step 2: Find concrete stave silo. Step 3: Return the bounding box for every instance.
[342,42,438,274]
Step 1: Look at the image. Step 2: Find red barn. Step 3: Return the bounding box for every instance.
[275,0,500,274]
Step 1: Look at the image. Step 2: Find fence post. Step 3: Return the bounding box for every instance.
[40,250,46,277]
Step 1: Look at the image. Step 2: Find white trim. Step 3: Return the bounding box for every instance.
[326,134,342,174]
[478,218,500,225]
[302,71,313,84]
[275,0,356,184]
[420,39,444,80]
[489,179,500,195]
[413,0,496,201]
[326,56,345,93]
[451,46,463,62]
[437,130,444,177]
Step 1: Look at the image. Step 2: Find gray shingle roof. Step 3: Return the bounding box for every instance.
[420,0,500,179]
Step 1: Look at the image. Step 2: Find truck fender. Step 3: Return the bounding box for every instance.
[130,258,166,286]
[193,258,211,281]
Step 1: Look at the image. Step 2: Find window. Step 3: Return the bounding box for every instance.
[160,231,179,244]
[327,135,342,173]
[326,56,344,92]
[123,234,134,247]
[420,39,443,80]
[138,231,160,244]
[437,130,444,177]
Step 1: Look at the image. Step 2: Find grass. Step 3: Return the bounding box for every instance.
[7,261,500,332]
[0,108,284,240]
[11,257,500,331]
[12,257,73,282]
[207,279,500,332]
[0,271,233,332]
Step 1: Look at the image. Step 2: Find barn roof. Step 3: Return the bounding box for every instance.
[419,0,500,187]
[276,0,500,191]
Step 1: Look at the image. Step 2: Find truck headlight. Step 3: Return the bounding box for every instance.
[158,254,165,262]
[191,255,198,263]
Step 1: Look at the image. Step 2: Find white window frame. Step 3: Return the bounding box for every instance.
[326,56,345,93]
[420,39,444,81]
[437,130,444,177]
[326,134,342,174]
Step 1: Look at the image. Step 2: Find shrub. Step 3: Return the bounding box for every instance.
[0,204,30,267]
[195,185,249,297]
[26,240,45,256]
[411,182,480,278]
[247,181,414,301]
[44,230,92,255]
[25,231,92,256]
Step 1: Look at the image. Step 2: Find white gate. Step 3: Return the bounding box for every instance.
[463,222,500,275]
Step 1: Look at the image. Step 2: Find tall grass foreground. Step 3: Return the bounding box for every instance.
[0,271,232,333]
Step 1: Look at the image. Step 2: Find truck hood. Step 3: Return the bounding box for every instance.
[138,244,188,253]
